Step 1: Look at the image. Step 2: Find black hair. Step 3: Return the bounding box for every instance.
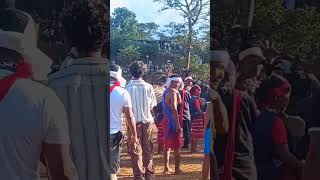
[170,74,179,78]
[0,9,29,33]
[190,84,201,95]
[129,61,145,79]
[62,1,108,52]
[110,64,120,72]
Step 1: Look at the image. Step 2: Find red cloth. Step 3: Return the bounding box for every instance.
[162,90,185,150]
[272,117,288,145]
[162,117,183,150]
[223,90,241,180]
[191,118,205,139]
[195,98,202,113]
[109,80,121,93]
[0,61,32,101]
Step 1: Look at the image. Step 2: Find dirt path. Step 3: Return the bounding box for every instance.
[118,124,205,180]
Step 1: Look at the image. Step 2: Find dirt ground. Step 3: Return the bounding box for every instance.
[118,124,205,180]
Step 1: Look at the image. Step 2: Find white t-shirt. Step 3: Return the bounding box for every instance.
[0,70,70,180]
[110,85,132,134]
[126,79,157,123]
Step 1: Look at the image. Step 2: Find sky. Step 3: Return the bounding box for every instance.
[111,0,186,28]
[110,0,210,39]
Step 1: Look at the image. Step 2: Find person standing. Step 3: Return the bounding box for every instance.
[162,75,184,175]
[184,76,193,92]
[48,2,110,180]
[254,75,304,180]
[109,64,139,180]
[180,82,191,149]
[0,8,77,180]
[126,61,157,180]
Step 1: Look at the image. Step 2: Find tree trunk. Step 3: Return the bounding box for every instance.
[248,0,255,27]
[187,22,193,70]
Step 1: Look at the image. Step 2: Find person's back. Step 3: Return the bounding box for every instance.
[0,77,70,180]
[48,57,108,180]
[48,2,109,179]
[110,83,131,134]
[215,90,257,180]
[126,79,156,123]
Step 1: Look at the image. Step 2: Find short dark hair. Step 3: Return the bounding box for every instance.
[169,74,179,78]
[110,64,121,72]
[129,61,145,79]
[0,9,29,33]
[190,84,201,95]
[62,1,108,52]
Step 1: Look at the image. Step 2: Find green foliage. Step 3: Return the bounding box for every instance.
[110,7,160,59]
[213,0,320,61]
[174,55,209,80]
[253,1,320,59]
[119,45,141,63]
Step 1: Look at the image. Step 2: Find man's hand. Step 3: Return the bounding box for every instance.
[130,135,139,152]
[177,127,183,138]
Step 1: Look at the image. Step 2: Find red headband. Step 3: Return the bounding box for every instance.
[261,80,290,108]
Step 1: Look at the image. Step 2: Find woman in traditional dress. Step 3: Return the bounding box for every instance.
[254,74,304,180]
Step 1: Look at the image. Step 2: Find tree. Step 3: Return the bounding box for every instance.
[173,54,209,80]
[154,0,209,70]
[119,45,141,64]
[110,8,160,59]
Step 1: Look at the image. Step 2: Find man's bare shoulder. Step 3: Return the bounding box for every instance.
[167,88,179,95]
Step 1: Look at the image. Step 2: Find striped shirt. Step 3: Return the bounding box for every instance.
[126,79,157,123]
[48,57,109,180]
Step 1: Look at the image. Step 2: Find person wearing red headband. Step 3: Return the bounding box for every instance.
[254,74,304,180]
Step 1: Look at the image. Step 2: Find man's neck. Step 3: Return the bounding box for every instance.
[133,77,143,80]
[77,49,102,59]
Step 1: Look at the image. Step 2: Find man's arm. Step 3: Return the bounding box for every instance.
[43,143,78,180]
[123,107,138,144]
[303,132,320,180]
[42,92,78,180]
[211,90,229,134]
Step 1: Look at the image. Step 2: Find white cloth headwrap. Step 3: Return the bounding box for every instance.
[210,50,230,67]
[185,76,193,81]
[0,9,52,80]
[238,47,265,61]
[165,77,184,90]
[110,66,126,87]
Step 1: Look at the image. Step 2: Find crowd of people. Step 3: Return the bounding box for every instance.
[109,59,212,179]
[109,40,320,180]
[209,45,320,180]
[1,1,320,180]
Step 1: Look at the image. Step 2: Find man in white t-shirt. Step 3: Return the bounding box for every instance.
[126,61,157,180]
[110,64,139,180]
[0,8,77,180]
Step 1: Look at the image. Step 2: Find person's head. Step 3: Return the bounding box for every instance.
[0,8,52,80]
[129,61,146,79]
[110,63,126,86]
[237,46,265,81]
[221,61,237,91]
[257,74,291,112]
[210,50,230,89]
[184,76,193,87]
[168,74,183,90]
[190,85,201,97]
[62,1,108,55]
